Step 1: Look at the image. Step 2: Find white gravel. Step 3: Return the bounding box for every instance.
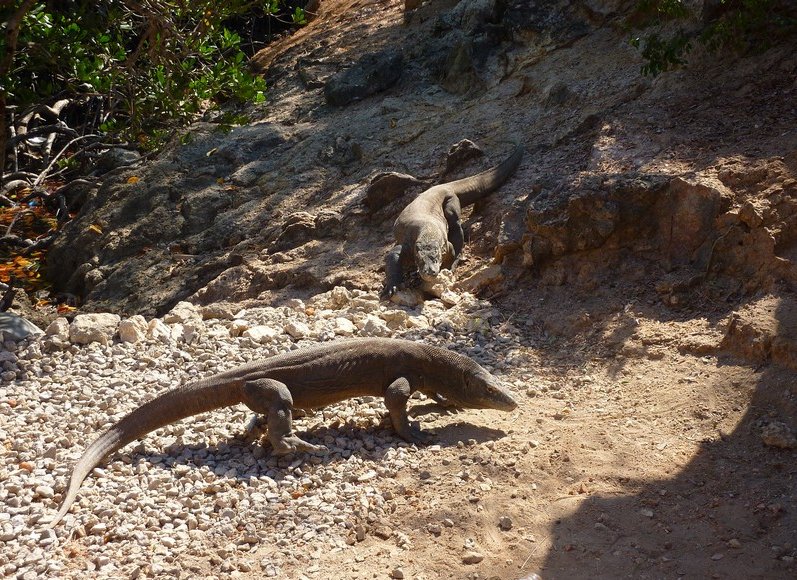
[0,287,525,578]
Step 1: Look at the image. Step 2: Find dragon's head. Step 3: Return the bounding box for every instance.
[414,235,443,281]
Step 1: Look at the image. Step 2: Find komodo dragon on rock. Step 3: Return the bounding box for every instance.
[381,145,524,299]
[45,338,518,527]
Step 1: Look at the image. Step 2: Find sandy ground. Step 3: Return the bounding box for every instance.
[14,0,796,578]
[256,285,796,579]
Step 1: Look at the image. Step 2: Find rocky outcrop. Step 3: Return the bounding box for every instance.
[720,294,797,371]
[324,49,404,106]
[514,154,797,301]
[38,0,797,325]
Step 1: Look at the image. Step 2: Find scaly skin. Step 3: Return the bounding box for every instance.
[45,338,517,528]
[382,145,524,298]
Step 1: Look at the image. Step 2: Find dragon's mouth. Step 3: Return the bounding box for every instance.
[416,262,442,281]
[418,271,439,282]
[492,393,519,412]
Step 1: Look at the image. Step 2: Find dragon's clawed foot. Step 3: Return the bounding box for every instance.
[380,285,398,300]
[272,435,328,456]
[400,425,433,445]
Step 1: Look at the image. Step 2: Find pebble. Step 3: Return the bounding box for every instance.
[391,567,405,579]
[34,485,54,499]
[0,286,525,578]
[284,321,311,339]
[462,551,485,564]
[357,470,378,482]
[0,525,18,542]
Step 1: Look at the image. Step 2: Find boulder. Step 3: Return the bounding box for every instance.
[69,313,120,345]
[325,49,404,106]
[118,315,148,343]
[0,313,44,342]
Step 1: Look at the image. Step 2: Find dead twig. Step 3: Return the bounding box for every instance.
[33,134,101,188]
[16,99,72,137]
[1,171,37,183]
[0,0,38,177]
[7,124,80,148]
[0,281,15,312]
[0,180,31,198]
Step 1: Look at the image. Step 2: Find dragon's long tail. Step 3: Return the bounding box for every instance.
[44,378,243,528]
[449,145,524,207]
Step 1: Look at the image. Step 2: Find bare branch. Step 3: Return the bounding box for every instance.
[1,172,38,183]
[7,124,80,147]
[0,179,31,198]
[33,134,101,187]
[0,0,38,177]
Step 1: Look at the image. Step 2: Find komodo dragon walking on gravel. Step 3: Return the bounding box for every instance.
[381,145,524,299]
[46,338,518,527]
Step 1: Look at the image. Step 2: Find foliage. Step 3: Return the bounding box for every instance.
[0,194,55,291]
[1,0,308,145]
[629,0,797,75]
[0,0,307,301]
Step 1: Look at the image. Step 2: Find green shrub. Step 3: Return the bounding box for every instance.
[2,1,306,147]
[629,0,797,75]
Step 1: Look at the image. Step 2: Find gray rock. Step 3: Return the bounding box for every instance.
[94,148,141,175]
[389,289,424,308]
[329,286,354,308]
[444,139,484,176]
[34,485,54,499]
[543,81,574,108]
[440,0,501,37]
[364,172,426,211]
[269,210,343,253]
[147,318,172,343]
[200,303,236,320]
[522,175,670,270]
[359,315,391,337]
[118,315,148,343]
[760,421,797,449]
[441,38,483,95]
[462,551,485,564]
[0,313,43,342]
[319,136,363,169]
[332,317,356,336]
[163,301,203,325]
[243,325,281,343]
[284,320,311,339]
[503,0,592,45]
[69,313,120,345]
[325,49,404,106]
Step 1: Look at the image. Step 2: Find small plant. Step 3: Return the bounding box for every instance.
[630,32,692,76]
[1,0,308,151]
[628,0,797,75]
[0,0,307,299]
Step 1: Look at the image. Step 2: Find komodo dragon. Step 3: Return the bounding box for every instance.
[45,337,518,527]
[381,145,524,298]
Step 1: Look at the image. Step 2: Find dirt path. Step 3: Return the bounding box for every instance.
[17,1,796,578]
[252,285,796,579]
